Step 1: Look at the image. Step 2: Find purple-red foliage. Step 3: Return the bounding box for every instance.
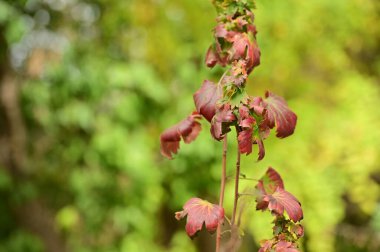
[160,112,202,159]
[206,12,261,75]
[160,2,304,251]
[193,80,222,122]
[175,197,224,238]
[210,104,236,140]
[263,92,297,138]
[256,168,303,222]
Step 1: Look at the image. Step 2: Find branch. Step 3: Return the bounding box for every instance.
[231,131,241,226]
[0,74,27,175]
[216,135,228,252]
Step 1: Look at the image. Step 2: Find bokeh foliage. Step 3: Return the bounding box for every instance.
[0,0,379,251]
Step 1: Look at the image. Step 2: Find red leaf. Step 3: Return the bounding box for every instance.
[256,168,303,222]
[235,16,248,30]
[212,21,260,73]
[210,104,236,140]
[239,116,255,128]
[247,23,257,35]
[246,39,261,72]
[256,167,284,209]
[238,129,253,155]
[237,104,267,160]
[275,241,300,252]
[205,46,218,68]
[258,240,274,252]
[238,104,255,129]
[256,182,270,211]
[263,91,297,138]
[175,198,224,238]
[255,137,265,161]
[215,23,238,42]
[193,80,222,122]
[260,167,285,194]
[208,18,261,74]
[230,33,250,61]
[160,112,202,159]
[239,103,249,116]
[215,23,228,38]
[290,223,304,238]
[248,96,265,115]
[229,32,260,73]
[259,240,299,252]
[264,188,303,222]
[207,24,235,68]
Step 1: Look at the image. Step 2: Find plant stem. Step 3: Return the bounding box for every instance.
[238,193,256,197]
[217,68,230,87]
[216,135,228,252]
[231,134,241,226]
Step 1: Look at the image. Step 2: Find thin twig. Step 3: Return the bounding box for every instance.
[217,68,230,87]
[239,177,259,181]
[238,193,256,197]
[231,131,241,226]
[216,135,228,252]
[224,216,232,226]
[226,174,259,181]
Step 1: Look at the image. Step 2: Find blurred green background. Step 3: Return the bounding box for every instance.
[0,0,379,251]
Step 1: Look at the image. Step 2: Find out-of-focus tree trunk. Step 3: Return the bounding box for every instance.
[0,25,67,252]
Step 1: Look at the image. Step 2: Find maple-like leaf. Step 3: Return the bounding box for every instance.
[229,32,260,73]
[193,80,222,122]
[259,240,299,252]
[236,103,268,160]
[230,33,250,61]
[160,112,202,159]
[175,197,224,238]
[215,23,238,42]
[260,167,285,194]
[256,167,303,222]
[238,129,253,155]
[248,96,265,115]
[205,44,228,68]
[238,104,255,127]
[210,104,236,140]
[264,188,303,223]
[290,223,304,238]
[234,16,248,30]
[275,241,300,252]
[263,91,297,138]
[237,105,254,155]
[255,137,265,161]
[205,46,218,68]
[238,103,251,122]
[206,24,235,68]
[247,22,257,35]
[258,240,274,252]
[246,39,261,72]
[211,21,260,74]
[215,23,228,38]
[239,116,255,128]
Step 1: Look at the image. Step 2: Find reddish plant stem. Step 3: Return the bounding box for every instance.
[231,134,241,226]
[216,135,228,252]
